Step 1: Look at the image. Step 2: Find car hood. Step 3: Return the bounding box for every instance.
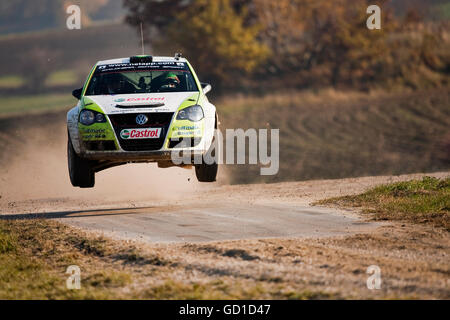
[85,92,199,114]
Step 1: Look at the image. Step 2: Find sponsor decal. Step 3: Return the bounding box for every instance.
[120,129,130,139]
[173,131,201,137]
[80,128,106,134]
[82,134,106,139]
[120,128,161,140]
[81,128,108,140]
[171,124,202,138]
[125,97,165,102]
[172,125,201,131]
[114,98,126,103]
[95,62,188,74]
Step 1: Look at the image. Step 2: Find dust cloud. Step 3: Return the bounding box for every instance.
[0,122,227,207]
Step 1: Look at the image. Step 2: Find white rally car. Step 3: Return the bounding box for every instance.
[67,54,218,188]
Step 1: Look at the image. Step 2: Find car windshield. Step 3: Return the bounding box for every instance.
[85,61,198,95]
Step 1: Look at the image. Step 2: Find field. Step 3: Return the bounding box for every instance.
[218,89,450,184]
[0,22,142,98]
[0,94,75,117]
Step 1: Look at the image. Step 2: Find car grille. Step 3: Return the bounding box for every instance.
[108,112,174,151]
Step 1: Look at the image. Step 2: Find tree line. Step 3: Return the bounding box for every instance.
[124,0,450,93]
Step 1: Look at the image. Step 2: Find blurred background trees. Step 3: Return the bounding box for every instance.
[167,0,269,90]
[125,0,269,92]
[124,0,449,93]
[2,0,447,94]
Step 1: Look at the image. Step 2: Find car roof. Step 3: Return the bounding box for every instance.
[97,56,187,66]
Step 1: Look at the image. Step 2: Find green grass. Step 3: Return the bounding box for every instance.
[0,94,76,116]
[45,70,79,87]
[0,227,16,254]
[0,75,24,89]
[318,177,450,230]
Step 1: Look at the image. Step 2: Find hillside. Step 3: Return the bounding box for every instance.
[0,23,141,77]
[0,0,126,35]
[218,89,450,184]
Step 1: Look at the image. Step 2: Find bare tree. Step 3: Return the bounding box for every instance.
[18,47,60,93]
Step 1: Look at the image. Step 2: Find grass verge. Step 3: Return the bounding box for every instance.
[317,176,450,230]
[0,94,75,117]
[0,219,135,299]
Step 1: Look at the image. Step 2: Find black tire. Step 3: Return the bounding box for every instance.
[195,115,219,182]
[195,162,218,182]
[67,135,95,188]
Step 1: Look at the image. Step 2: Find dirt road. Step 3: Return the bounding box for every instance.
[2,199,379,243]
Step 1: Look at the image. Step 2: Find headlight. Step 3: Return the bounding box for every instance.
[176,105,204,122]
[79,110,106,125]
[79,110,95,125]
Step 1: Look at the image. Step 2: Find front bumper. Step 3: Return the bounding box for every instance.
[78,110,209,162]
[80,149,208,162]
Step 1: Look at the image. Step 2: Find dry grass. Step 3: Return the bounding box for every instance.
[0,219,136,299]
[318,176,450,230]
[0,217,336,299]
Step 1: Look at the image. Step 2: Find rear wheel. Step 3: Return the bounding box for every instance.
[68,135,95,188]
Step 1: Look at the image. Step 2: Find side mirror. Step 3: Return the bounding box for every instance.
[72,88,82,100]
[201,82,212,95]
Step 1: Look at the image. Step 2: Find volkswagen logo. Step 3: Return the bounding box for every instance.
[135,114,148,125]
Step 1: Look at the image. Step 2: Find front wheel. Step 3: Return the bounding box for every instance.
[195,126,218,182]
[68,135,95,188]
[195,162,218,182]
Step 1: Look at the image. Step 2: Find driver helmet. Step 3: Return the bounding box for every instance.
[160,72,180,89]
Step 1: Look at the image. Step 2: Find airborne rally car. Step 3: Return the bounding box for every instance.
[67,54,218,188]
